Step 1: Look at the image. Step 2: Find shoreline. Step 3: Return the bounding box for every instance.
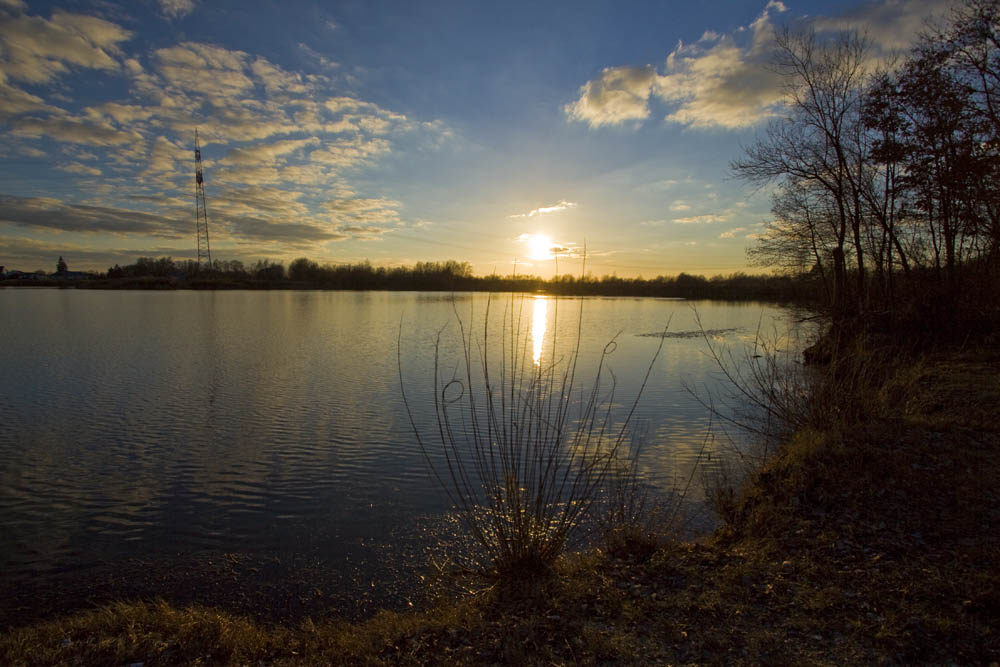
[0,275,818,303]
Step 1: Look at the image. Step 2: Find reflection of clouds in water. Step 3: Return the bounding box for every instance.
[531,296,547,367]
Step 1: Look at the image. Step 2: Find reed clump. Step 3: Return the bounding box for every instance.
[400,294,666,586]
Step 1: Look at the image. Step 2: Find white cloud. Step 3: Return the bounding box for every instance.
[123,58,143,75]
[0,78,60,117]
[12,116,141,145]
[509,200,578,218]
[0,4,451,255]
[718,227,746,239]
[250,58,308,95]
[0,195,185,236]
[220,137,320,167]
[214,186,310,217]
[565,4,784,130]
[308,136,391,170]
[566,0,951,131]
[277,164,328,186]
[564,65,657,128]
[155,42,254,100]
[324,97,372,114]
[158,0,196,19]
[655,0,787,129]
[142,135,188,176]
[17,145,46,157]
[213,165,282,186]
[224,216,347,244]
[0,235,124,269]
[57,161,101,176]
[323,197,402,236]
[812,0,956,52]
[297,42,339,71]
[0,9,132,83]
[657,43,783,129]
[673,212,733,224]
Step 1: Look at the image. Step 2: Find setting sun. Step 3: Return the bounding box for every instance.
[524,233,554,260]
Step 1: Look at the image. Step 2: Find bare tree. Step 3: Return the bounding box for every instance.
[749,177,843,303]
[922,0,1000,262]
[733,29,872,315]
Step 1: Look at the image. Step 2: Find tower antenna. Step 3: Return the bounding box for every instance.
[194,129,212,269]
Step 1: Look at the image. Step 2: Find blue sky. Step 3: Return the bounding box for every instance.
[0,0,954,277]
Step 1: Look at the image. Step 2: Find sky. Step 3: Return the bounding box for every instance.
[0,0,957,277]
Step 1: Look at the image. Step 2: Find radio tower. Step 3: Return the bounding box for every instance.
[193,129,212,269]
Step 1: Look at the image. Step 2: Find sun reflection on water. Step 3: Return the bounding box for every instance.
[532,295,547,366]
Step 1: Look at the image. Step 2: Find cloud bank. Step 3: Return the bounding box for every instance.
[0,2,450,263]
[566,0,955,130]
[508,200,578,218]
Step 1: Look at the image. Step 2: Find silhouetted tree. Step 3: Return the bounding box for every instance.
[253,259,285,281]
[56,256,67,273]
[733,29,873,316]
[860,70,913,301]
[288,257,319,281]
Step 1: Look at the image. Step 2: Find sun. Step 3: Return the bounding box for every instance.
[525,233,554,260]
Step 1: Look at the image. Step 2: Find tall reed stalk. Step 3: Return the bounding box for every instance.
[399,293,665,583]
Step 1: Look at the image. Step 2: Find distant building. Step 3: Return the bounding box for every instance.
[1,269,95,281]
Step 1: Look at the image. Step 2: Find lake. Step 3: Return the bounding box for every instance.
[0,289,806,625]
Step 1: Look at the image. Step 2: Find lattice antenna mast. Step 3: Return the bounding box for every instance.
[194,129,212,269]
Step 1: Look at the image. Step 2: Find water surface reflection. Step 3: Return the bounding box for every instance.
[532,295,547,367]
[0,289,806,625]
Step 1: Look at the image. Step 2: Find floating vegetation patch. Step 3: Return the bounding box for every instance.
[636,327,744,339]
[415,293,473,302]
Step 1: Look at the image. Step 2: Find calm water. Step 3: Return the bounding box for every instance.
[0,289,804,623]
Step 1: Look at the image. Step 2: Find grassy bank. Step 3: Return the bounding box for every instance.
[3,339,998,664]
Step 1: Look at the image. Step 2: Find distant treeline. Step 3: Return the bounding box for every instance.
[94,256,822,302]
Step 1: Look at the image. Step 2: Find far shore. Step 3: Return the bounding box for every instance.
[0,274,817,302]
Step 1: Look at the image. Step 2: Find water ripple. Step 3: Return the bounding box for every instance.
[0,290,808,618]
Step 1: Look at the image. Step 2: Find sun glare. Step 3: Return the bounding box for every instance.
[532,295,547,366]
[525,233,553,260]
